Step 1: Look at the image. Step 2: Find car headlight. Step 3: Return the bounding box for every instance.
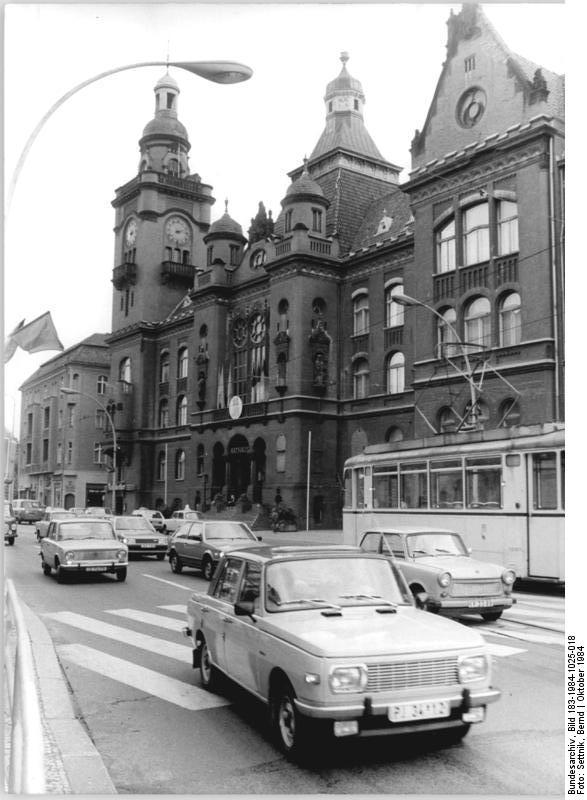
[10,523,17,532]
[64,551,75,564]
[437,571,452,588]
[117,549,127,561]
[458,654,488,683]
[119,536,128,544]
[501,569,515,586]
[329,665,368,693]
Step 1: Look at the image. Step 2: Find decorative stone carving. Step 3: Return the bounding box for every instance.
[247,201,274,244]
[529,69,549,104]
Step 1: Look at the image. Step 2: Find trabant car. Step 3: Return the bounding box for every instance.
[4,501,17,545]
[40,517,128,583]
[12,499,44,524]
[169,520,260,580]
[110,515,168,559]
[35,509,72,541]
[185,545,500,760]
[165,509,203,535]
[359,527,515,622]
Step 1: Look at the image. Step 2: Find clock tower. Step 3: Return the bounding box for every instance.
[110,71,215,332]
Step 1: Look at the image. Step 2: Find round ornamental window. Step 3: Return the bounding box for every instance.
[456,88,487,128]
[251,250,266,268]
[250,313,266,344]
[232,318,247,346]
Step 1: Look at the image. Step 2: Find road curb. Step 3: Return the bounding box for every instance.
[21,601,117,794]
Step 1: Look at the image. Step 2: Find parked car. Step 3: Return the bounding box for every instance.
[185,544,500,760]
[12,499,44,524]
[168,520,261,580]
[36,509,73,541]
[84,506,111,516]
[359,527,515,622]
[110,516,168,559]
[131,508,167,532]
[40,517,128,583]
[4,501,17,545]
[165,509,203,535]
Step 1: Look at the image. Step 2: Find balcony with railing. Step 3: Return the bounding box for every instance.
[494,253,519,286]
[160,261,196,287]
[352,333,370,354]
[384,327,404,348]
[459,261,489,294]
[112,262,137,290]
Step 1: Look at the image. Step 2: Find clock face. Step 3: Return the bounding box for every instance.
[232,318,247,346]
[456,88,487,128]
[250,313,266,344]
[125,219,137,247]
[165,216,190,245]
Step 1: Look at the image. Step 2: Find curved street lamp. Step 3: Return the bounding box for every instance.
[393,292,479,429]
[7,59,253,214]
[60,387,118,513]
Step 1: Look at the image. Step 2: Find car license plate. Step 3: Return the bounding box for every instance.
[468,598,495,608]
[86,566,107,572]
[388,700,450,723]
[140,544,156,548]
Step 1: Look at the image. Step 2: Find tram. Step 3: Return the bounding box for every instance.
[342,424,565,582]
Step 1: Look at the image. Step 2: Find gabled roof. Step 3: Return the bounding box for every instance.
[350,189,413,251]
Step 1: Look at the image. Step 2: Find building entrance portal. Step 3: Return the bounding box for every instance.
[227,435,250,498]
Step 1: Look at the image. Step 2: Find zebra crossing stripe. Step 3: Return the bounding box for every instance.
[142,574,193,591]
[44,611,191,662]
[158,605,188,614]
[106,608,185,632]
[57,643,230,711]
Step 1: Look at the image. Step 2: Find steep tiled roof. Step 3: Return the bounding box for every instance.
[310,117,384,163]
[351,189,413,251]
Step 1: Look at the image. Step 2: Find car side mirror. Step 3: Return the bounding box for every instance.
[234,600,256,618]
[415,592,429,610]
[257,536,262,542]
[467,546,472,555]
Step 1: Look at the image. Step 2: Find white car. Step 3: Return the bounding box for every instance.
[36,509,73,541]
[40,517,128,583]
[164,509,203,535]
[110,516,168,559]
[131,508,167,532]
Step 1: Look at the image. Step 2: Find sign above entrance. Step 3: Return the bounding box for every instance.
[228,395,243,420]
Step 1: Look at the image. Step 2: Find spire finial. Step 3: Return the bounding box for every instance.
[225,198,229,214]
[302,155,309,174]
[166,41,170,68]
[340,51,349,67]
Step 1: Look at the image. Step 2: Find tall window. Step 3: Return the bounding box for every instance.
[177,347,188,379]
[157,451,166,481]
[93,442,103,464]
[197,444,204,475]
[437,307,459,358]
[464,297,491,348]
[97,375,108,395]
[67,406,75,427]
[284,210,293,233]
[353,358,369,399]
[95,409,106,429]
[276,434,286,473]
[436,219,456,273]
[385,284,404,328]
[159,399,169,428]
[312,208,322,232]
[463,203,489,265]
[353,294,369,335]
[66,442,73,465]
[499,292,521,346]
[56,442,62,465]
[497,199,519,255]
[175,449,185,480]
[159,352,170,383]
[386,352,405,394]
[119,357,132,384]
[43,407,50,428]
[177,395,187,425]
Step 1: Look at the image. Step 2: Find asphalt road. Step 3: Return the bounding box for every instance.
[6,524,565,794]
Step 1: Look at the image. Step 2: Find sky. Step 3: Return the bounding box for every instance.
[3,1,571,436]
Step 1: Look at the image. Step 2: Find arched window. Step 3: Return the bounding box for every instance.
[353,358,369,399]
[177,347,189,379]
[499,292,521,346]
[385,426,404,443]
[463,399,489,427]
[464,297,491,349]
[436,219,456,273]
[499,398,521,427]
[157,451,166,481]
[177,395,187,425]
[386,352,405,394]
[497,200,519,255]
[385,284,404,328]
[175,449,185,480]
[119,357,132,384]
[159,351,170,383]
[437,307,459,358]
[97,375,108,395]
[159,399,169,428]
[463,203,489,265]
[437,406,457,433]
[196,444,205,475]
[353,294,369,335]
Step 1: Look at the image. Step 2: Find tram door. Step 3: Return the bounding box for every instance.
[526,452,564,580]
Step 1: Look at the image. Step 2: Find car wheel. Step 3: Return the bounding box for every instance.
[270,678,311,760]
[156,552,165,561]
[170,551,183,573]
[202,557,214,581]
[199,638,220,692]
[42,559,52,576]
[481,610,503,622]
[116,567,127,582]
[8,537,15,546]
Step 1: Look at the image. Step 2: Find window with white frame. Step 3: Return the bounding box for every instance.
[159,352,170,383]
[56,442,63,465]
[93,442,103,464]
[177,347,188,379]
[463,203,489,265]
[157,451,166,481]
[436,219,456,273]
[119,357,132,384]
[386,352,405,394]
[437,307,459,358]
[95,409,106,429]
[464,297,491,348]
[175,449,185,480]
[159,399,169,428]
[353,294,369,335]
[353,358,369,399]
[499,292,521,346]
[497,199,519,255]
[97,375,108,395]
[385,284,404,328]
[177,395,188,425]
[66,442,73,465]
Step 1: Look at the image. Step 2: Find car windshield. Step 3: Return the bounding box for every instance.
[115,517,152,531]
[204,522,256,541]
[52,513,73,520]
[265,556,412,612]
[57,522,116,541]
[184,512,200,520]
[406,533,468,558]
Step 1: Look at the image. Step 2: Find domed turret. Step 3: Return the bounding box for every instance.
[325,51,364,98]
[285,166,325,200]
[204,201,246,269]
[281,158,329,235]
[138,71,190,176]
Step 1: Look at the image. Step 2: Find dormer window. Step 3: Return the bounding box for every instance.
[251,249,266,268]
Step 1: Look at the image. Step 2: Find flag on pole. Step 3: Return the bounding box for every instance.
[4,312,64,363]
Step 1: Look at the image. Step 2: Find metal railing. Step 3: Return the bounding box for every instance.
[4,579,46,793]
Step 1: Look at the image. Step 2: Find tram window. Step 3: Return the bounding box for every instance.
[361,533,381,553]
[430,459,463,508]
[356,468,366,508]
[400,462,428,508]
[465,456,502,508]
[343,469,352,508]
[533,452,558,510]
[373,465,398,508]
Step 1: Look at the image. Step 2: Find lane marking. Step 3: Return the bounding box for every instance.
[159,605,189,614]
[106,608,185,632]
[485,627,565,646]
[57,644,230,710]
[142,574,194,591]
[44,611,191,662]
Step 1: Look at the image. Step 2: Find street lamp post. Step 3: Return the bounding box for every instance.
[60,387,118,513]
[393,293,479,429]
[7,59,253,214]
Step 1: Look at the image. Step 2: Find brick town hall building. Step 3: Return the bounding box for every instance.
[19,5,564,524]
